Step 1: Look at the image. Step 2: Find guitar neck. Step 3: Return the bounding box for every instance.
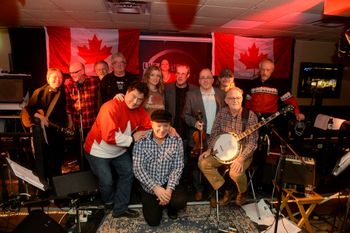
[237,111,281,141]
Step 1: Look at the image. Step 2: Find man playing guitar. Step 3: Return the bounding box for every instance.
[23,68,67,182]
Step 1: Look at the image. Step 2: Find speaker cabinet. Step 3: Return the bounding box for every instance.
[0,74,30,103]
[12,210,66,233]
[52,171,99,197]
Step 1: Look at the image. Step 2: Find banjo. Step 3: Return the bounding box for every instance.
[212,105,294,164]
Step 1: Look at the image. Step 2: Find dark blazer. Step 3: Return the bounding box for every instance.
[182,87,226,147]
[164,82,196,125]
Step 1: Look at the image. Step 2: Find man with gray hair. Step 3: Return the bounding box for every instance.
[100,52,138,103]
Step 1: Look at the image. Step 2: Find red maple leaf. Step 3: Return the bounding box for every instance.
[239,43,268,72]
[77,34,112,64]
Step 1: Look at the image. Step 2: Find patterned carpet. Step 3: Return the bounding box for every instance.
[97,203,259,233]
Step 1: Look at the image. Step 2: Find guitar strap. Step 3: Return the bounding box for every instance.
[41,89,61,144]
[241,107,250,131]
[46,89,61,118]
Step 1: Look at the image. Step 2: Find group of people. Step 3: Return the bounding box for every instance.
[25,53,305,226]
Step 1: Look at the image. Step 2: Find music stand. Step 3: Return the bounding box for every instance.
[5,157,48,191]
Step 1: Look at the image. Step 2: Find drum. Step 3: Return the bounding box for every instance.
[212,133,241,164]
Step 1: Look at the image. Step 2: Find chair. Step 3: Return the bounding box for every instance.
[215,166,230,231]
[247,164,261,219]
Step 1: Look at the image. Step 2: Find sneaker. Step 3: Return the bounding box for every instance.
[112,209,139,218]
[235,192,247,206]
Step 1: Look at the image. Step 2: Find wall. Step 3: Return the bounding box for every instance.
[0,28,11,72]
[293,40,350,106]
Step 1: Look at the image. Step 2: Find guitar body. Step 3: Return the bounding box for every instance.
[20,108,74,136]
[20,108,44,128]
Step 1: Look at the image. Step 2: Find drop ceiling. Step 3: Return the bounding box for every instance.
[0,0,349,42]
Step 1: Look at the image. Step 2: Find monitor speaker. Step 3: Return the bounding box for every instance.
[12,209,66,233]
[52,171,99,197]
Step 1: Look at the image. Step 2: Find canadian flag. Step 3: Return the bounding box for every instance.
[45,27,140,75]
[212,33,293,79]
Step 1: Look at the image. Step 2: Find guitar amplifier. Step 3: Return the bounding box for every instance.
[282,155,316,186]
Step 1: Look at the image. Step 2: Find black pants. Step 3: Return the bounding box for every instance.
[140,184,187,226]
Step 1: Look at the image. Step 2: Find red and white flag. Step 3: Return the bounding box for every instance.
[212,33,293,79]
[45,27,140,75]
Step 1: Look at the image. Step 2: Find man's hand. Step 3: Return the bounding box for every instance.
[113,93,125,101]
[199,149,211,161]
[230,157,245,173]
[169,127,180,138]
[296,113,305,121]
[195,120,204,131]
[133,130,147,141]
[34,113,49,127]
[153,186,172,205]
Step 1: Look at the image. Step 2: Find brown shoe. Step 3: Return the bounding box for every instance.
[218,190,233,206]
[194,191,203,201]
[210,195,217,208]
[235,192,247,206]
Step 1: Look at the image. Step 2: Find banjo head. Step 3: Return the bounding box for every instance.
[213,133,240,164]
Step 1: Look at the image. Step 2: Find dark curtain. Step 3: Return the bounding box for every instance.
[8,27,47,94]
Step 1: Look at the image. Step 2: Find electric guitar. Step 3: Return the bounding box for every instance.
[20,108,74,136]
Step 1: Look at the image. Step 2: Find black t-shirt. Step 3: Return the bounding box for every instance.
[100,71,139,104]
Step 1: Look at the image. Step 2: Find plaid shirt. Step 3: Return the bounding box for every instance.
[64,76,100,129]
[133,130,184,194]
[208,107,258,160]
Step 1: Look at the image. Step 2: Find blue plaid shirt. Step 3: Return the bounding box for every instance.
[133,130,184,194]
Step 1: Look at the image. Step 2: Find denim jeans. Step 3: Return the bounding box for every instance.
[84,150,133,214]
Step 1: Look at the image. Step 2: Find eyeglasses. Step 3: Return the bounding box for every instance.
[226,96,242,101]
[112,61,126,65]
[70,69,81,75]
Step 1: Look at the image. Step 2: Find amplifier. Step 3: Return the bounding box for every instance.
[0,74,30,103]
[282,157,316,186]
[269,152,316,186]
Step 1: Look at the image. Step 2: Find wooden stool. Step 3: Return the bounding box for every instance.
[280,188,323,233]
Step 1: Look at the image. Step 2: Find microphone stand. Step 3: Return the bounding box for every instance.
[269,126,287,233]
[76,87,85,171]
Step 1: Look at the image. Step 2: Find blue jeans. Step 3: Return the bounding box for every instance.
[84,150,133,214]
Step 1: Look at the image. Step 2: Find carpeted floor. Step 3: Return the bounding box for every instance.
[97,203,259,233]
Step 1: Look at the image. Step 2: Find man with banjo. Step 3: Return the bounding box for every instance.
[198,87,258,206]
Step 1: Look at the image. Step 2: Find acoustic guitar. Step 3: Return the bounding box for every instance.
[20,108,74,136]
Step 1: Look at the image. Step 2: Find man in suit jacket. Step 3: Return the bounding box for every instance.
[164,63,196,188]
[164,64,195,139]
[182,68,226,200]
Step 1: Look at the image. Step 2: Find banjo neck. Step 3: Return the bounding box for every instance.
[235,105,294,141]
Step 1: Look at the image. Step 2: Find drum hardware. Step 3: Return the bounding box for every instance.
[212,105,294,164]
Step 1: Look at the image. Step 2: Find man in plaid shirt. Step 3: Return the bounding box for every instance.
[133,110,187,226]
[199,87,258,206]
[65,62,100,136]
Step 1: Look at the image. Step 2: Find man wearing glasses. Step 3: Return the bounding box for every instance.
[65,62,100,134]
[100,52,138,104]
[182,68,225,201]
[198,87,258,206]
